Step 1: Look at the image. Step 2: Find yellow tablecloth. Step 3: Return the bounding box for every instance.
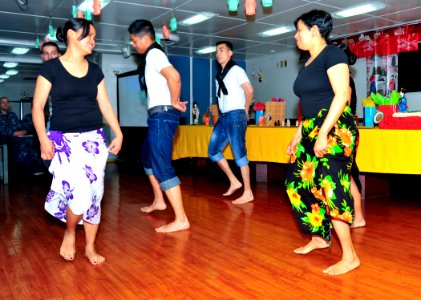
[173,125,421,174]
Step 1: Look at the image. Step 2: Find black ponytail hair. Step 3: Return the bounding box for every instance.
[56,18,93,44]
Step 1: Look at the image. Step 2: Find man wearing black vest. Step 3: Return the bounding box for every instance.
[128,19,190,233]
[208,41,254,204]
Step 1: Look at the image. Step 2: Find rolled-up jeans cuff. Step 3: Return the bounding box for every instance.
[209,152,224,162]
[160,176,181,191]
[235,156,249,167]
[144,167,153,176]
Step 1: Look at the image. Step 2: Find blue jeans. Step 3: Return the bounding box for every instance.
[141,109,181,191]
[208,109,249,167]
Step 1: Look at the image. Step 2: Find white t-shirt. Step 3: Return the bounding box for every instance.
[215,65,250,113]
[145,49,172,109]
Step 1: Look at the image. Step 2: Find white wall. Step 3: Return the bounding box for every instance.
[246,50,368,119]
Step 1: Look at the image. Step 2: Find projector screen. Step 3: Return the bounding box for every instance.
[117,71,148,127]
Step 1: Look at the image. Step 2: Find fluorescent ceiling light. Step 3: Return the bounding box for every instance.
[332,2,387,19]
[11,47,30,55]
[0,74,10,79]
[0,79,4,83]
[3,62,18,68]
[78,0,112,12]
[258,26,295,37]
[196,46,216,54]
[6,69,18,76]
[179,12,217,26]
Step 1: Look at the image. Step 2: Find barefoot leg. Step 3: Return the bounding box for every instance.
[294,235,330,254]
[233,164,254,204]
[216,158,242,196]
[350,177,366,228]
[60,207,81,261]
[83,221,105,265]
[323,220,360,275]
[141,175,167,213]
[155,185,190,233]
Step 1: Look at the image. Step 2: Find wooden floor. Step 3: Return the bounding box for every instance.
[1,161,420,299]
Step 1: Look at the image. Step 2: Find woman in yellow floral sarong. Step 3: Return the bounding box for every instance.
[285,10,360,275]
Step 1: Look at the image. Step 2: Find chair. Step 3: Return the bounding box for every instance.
[0,143,8,184]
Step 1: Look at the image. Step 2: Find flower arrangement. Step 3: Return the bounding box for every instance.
[253,102,265,111]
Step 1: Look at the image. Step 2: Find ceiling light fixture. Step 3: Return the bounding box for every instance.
[195,46,216,54]
[3,62,18,68]
[0,74,10,79]
[11,47,30,55]
[258,26,295,37]
[78,0,111,13]
[0,79,4,83]
[179,12,217,26]
[6,70,19,76]
[332,2,387,19]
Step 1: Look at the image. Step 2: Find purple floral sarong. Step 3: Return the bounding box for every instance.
[45,129,108,225]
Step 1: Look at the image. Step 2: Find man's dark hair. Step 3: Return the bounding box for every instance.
[216,41,233,51]
[40,41,60,54]
[128,19,155,40]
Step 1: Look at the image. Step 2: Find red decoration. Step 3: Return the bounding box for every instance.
[245,0,256,16]
[253,102,265,111]
[162,23,170,39]
[93,0,101,16]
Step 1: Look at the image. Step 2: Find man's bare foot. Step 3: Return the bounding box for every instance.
[294,237,330,254]
[232,190,254,204]
[140,200,167,213]
[223,181,242,196]
[60,231,76,261]
[323,256,360,275]
[85,246,105,265]
[155,218,190,233]
[351,217,366,228]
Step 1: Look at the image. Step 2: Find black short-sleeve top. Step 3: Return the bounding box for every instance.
[293,45,348,118]
[39,58,104,133]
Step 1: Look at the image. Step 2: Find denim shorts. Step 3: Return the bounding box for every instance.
[208,109,249,167]
[141,108,181,191]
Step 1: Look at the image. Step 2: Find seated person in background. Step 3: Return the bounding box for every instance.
[0,96,27,144]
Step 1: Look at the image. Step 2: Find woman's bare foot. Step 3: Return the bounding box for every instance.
[141,200,167,213]
[85,246,105,265]
[351,217,366,228]
[155,218,190,233]
[60,230,76,261]
[232,190,254,204]
[323,255,360,275]
[294,237,330,254]
[223,181,242,196]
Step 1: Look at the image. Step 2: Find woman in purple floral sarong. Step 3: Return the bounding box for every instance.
[32,18,123,265]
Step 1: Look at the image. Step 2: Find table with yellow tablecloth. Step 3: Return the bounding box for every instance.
[173,125,421,175]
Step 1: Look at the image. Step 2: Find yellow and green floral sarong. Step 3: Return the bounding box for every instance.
[285,106,359,241]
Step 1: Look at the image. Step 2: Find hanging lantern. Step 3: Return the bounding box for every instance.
[162,23,170,39]
[245,0,257,16]
[261,0,273,8]
[170,17,177,31]
[227,0,240,12]
[72,4,77,18]
[49,18,55,37]
[93,0,101,16]
[77,10,84,18]
[85,10,92,21]
[35,36,40,48]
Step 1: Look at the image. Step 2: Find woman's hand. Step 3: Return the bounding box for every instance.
[287,135,301,156]
[314,134,328,158]
[40,137,54,160]
[108,135,123,155]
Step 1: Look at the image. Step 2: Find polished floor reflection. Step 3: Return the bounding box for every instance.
[1,162,420,299]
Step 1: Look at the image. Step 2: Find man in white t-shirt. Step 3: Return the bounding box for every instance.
[129,19,189,233]
[208,41,254,204]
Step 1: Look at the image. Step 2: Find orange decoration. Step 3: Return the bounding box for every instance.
[93,0,101,16]
[77,10,84,18]
[162,23,170,39]
[245,0,256,16]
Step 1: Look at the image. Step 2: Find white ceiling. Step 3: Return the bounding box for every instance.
[1,0,421,82]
